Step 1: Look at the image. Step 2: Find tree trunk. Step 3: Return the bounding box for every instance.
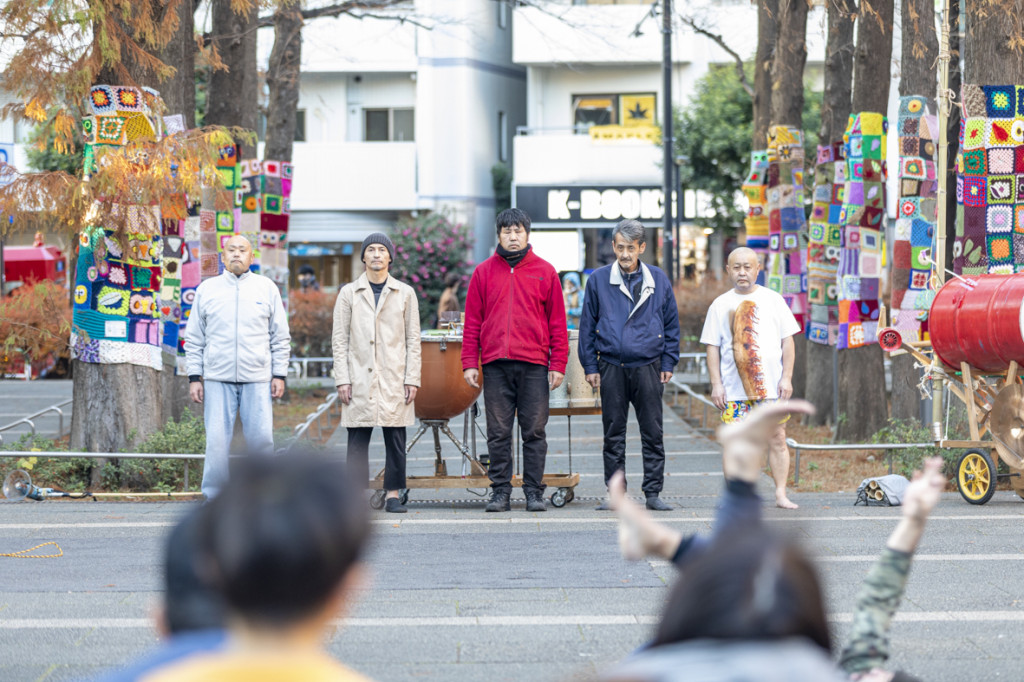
[206,0,259,158]
[753,0,779,147]
[805,341,834,425]
[818,0,855,144]
[156,0,196,127]
[265,2,303,163]
[898,0,938,97]
[805,0,854,425]
[943,0,960,272]
[769,0,808,128]
[766,0,809,400]
[964,0,1024,84]
[71,361,165,485]
[836,0,894,442]
[74,1,197,462]
[890,0,939,424]
[850,0,895,113]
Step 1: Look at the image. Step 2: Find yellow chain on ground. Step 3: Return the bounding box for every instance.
[0,541,63,558]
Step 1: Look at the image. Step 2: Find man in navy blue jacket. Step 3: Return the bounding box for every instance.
[579,220,680,511]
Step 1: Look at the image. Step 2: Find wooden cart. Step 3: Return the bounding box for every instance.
[881,329,1024,504]
[368,407,581,509]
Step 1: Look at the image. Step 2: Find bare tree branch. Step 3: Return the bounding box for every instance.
[677,13,754,98]
[200,1,421,45]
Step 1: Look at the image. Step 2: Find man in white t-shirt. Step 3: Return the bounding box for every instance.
[700,247,801,509]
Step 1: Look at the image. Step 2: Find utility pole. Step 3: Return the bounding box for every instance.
[661,0,674,280]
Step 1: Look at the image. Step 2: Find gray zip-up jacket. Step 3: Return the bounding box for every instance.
[184,270,291,383]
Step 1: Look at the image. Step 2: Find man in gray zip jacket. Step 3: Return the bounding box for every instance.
[184,235,291,499]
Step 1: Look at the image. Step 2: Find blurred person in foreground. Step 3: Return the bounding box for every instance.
[602,400,939,682]
[95,509,227,682]
[139,455,373,682]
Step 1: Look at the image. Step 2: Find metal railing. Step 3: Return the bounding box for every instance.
[666,372,935,489]
[667,376,716,433]
[284,392,340,451]
[0,398,73,445]
[288,357,334,380]
[787,439,934,486]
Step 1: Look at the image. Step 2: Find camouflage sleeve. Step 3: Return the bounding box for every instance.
[838,547,913,674]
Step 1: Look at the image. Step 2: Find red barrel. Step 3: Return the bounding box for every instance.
[929,274,1024,372]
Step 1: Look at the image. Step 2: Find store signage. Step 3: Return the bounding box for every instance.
[515,185,667,225]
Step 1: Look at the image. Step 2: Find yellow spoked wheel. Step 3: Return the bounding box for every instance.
[957,449,996,505]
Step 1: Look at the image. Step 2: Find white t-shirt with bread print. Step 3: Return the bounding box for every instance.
[700,285,801,402]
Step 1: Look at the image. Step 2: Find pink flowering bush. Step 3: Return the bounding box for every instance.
[389,211,473,326]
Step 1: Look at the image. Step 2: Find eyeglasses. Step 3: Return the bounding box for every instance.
[500,227,526,235]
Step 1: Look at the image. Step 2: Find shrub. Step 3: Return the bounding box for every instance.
[0,434,94,493]
[0,280,73,375]
[869,418,954,478]
[288,289,334,357]
[388,211,473,327]
[100,410,206,492]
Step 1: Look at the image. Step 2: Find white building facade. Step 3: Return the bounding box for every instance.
[265,0,526,289]
[511,0,826,274]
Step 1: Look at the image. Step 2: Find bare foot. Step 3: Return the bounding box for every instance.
[775,493,799,510]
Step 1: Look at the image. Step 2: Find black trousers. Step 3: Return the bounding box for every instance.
[599,360,666,496]
[347,426,407,491]
[482,360,549,494]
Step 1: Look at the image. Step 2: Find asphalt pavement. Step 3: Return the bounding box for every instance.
[0,379,73,443]
[2,398,1024,681]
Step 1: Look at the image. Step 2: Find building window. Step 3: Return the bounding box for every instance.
[498,0,508,28]
[571,93,656,133]
[364,108,415,141]
[498,111,508,162]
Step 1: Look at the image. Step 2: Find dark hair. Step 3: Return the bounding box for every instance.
[163,508,226,634]
[299,264,315,275]
[652,527,831,653]
[196,454,370,629]
[444,271,461,288]
[496,207,531,235]
[613,219,646,245]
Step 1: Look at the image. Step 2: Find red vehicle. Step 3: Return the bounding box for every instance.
[3,245,66,290]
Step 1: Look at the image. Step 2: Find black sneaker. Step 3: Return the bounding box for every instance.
[485,491,511,512]
[645,495,672,511]
[385,497,407,514]
[525,490,547,512]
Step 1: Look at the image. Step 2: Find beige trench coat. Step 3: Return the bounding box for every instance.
[332,274,421,427]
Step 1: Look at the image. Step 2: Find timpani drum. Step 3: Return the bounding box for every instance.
[416,333,482,421]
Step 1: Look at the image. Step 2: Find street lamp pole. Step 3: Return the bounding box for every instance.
[661,0,674,281]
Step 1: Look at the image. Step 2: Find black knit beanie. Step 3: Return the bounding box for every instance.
[361,232,395,262]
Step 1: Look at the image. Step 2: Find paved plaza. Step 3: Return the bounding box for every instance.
[2,396,1024,680]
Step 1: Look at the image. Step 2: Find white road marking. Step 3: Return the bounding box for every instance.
[368,450,723,463]
[648,553,1024,567]
[4,611,1024,629]
[2,514,1023,531]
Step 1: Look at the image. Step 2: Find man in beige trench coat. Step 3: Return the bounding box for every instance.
[333,233,421,513]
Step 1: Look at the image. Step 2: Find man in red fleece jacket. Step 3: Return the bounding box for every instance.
[462,208,569,512]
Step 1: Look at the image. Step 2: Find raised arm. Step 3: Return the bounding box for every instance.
[838,457,946,676]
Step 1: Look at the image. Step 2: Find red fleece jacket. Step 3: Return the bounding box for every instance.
[461,248,569,373]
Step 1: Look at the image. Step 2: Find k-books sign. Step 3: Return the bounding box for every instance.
[515,185,668,225]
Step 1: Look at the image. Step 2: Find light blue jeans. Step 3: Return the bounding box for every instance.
[202,380,275,498]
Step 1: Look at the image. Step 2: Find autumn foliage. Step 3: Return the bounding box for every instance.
[0,280,73,373]
[288,289,335,358]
